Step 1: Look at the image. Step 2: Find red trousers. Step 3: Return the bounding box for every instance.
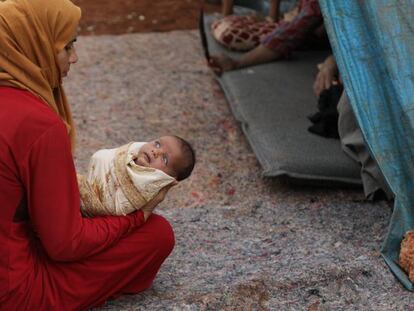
[1,214,174,311]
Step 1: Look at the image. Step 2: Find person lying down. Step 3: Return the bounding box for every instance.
[77,136,195,217]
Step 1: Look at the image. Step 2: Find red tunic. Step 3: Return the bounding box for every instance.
[0,87,175,310]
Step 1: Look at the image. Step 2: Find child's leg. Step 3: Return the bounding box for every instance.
[268,0,280,22]
[222,0,233,16]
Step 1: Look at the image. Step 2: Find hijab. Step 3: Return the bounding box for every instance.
[0,0,81,148]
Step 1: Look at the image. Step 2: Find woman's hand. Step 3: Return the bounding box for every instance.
[208,46,280,76]
[142,182,177,221]
[313,55,338,97]
[208,54,239,76]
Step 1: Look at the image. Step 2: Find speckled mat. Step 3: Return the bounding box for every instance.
[66,31,407,310]
[204,12,361,185]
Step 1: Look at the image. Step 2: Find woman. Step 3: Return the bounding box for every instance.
[0,0,174,309]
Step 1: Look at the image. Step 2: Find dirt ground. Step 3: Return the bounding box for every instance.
[73,0,220,35]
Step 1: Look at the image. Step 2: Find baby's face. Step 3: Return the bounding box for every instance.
[135,136,184,179]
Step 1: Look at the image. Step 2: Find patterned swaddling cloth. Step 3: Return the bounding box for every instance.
[78,142,176,217]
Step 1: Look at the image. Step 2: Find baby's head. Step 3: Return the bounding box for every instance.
[135,136,196,181]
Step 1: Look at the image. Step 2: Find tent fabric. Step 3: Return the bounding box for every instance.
[319,0,414,290]
[204,11,362,185]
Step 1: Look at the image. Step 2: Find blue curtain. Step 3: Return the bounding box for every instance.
[319,0,414,290]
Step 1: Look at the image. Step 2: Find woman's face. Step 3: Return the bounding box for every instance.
[57,36,78,77]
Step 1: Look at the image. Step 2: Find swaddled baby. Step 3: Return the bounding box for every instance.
[78,136,195,217]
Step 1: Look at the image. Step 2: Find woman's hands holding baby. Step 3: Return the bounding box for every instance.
[141,182,178,221]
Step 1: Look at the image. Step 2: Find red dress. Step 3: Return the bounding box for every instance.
[0,87,175,310]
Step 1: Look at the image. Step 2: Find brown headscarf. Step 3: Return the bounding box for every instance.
[0,0,81,148]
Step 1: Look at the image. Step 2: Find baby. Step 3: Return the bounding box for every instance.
[78,135,195,217]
